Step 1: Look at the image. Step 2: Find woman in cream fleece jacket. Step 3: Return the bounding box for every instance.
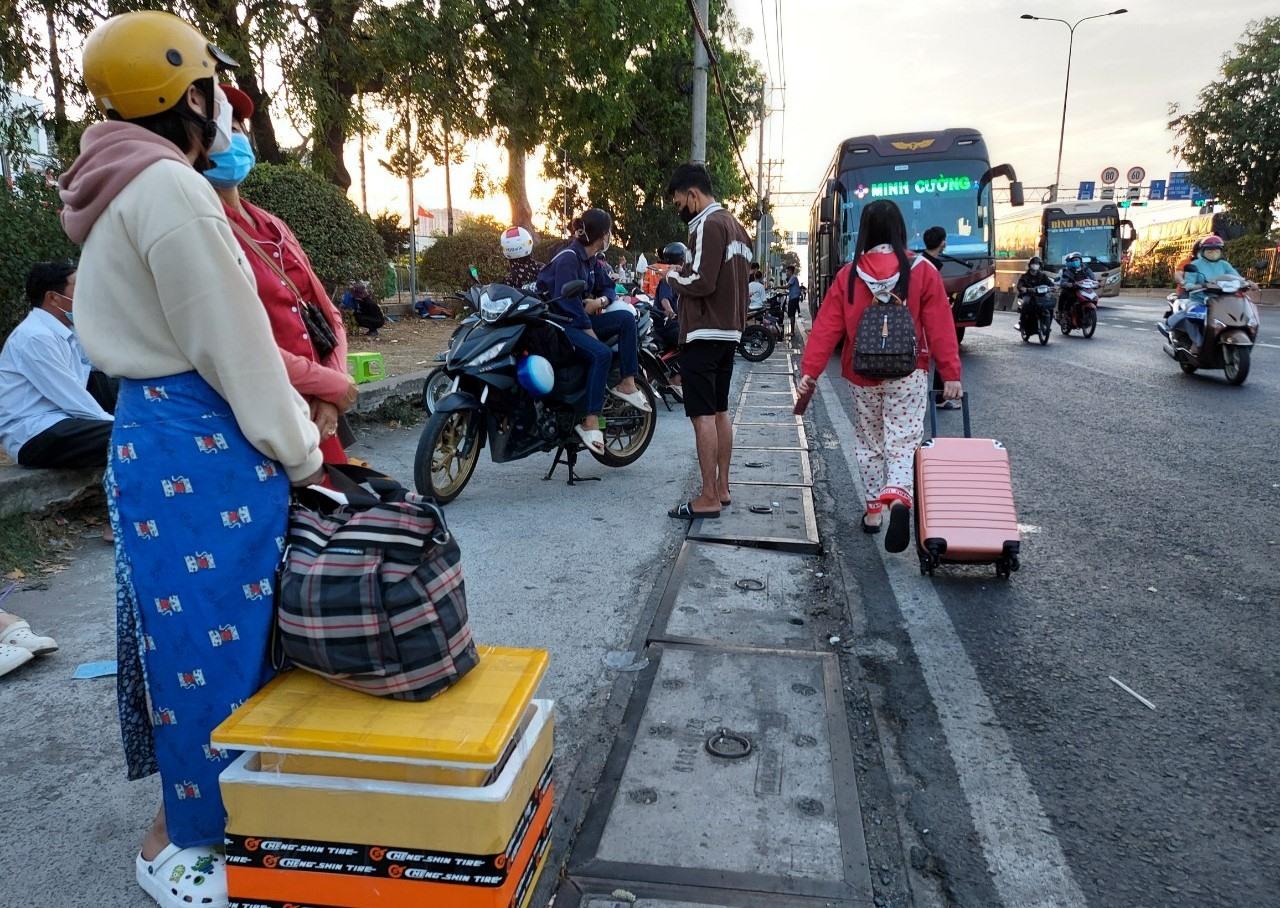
[58,11,323,908]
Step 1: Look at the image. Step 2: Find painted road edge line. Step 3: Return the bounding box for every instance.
[816,374,1088,908]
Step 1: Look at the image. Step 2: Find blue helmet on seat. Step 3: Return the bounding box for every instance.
[517,354,555,397]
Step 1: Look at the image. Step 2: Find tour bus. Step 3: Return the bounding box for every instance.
[807,128,1023,340]
[994,201,1134,299]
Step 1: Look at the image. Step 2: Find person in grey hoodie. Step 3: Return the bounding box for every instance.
[58,12,322,908]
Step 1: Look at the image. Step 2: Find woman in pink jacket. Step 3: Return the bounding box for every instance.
[206,85,356,463]
[798,200,963,553]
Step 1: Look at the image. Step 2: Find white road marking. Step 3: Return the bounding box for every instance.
[817,376,1088,908]
[1109,676,1157,711]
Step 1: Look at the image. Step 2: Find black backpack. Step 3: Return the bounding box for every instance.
[851,263,918,379]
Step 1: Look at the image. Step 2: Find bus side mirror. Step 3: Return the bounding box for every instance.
[1010,181,1026,207]
[819,179,839,226]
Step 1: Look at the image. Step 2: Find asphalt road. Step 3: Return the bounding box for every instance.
[811,295,1280,907]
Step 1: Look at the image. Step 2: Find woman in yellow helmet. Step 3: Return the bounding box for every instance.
[58,12,323,907]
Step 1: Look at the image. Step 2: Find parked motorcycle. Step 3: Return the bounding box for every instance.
[413,280,657,503]
[739,292,781,362]
[1018,284,1054,346]
[630,294,684,410]
[1057,277,1099,338]
[1159,277,1260,386]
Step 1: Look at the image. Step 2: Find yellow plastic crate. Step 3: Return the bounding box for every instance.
[346,351,384,384]
[212,645,548,770]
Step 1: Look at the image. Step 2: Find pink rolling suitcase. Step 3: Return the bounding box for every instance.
[914,394,1021,578]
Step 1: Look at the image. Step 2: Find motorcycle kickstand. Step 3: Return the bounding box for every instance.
[544,445,601,486]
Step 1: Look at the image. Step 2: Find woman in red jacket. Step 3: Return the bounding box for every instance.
[798,200,962,553]
[206,85,356,464]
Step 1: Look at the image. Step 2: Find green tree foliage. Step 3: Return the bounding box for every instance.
[542,0,763,256]
[417,215,512,290]
[240,163,385,292]
[0,172,77,344]
[371,210,409,259]
[1170,16,1280,236]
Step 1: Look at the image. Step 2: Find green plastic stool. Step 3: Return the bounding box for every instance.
[347,352,385,384]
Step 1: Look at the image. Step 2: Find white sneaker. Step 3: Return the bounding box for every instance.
[0,643,34,678]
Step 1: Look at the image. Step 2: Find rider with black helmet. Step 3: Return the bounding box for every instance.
[653,241,687,351]
[1017,255,1055,295]
[1057,251,1096,321]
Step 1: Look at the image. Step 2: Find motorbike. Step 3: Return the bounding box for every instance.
[1159,277,1259,386]
[738,293,781,362]
[413,280,658,503]
[628,293,684,410]
[1057,277,1099,338]
[1017,284,1055,346]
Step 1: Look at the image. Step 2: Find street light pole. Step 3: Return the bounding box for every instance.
[1021,9,1127,201]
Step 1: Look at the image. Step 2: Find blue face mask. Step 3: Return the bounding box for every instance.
[205,133,256,188]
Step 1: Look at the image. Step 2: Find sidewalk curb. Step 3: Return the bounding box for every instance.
[0,466,102,521]
[352,369,431,415]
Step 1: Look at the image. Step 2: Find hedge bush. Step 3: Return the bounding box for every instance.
[0,173,77,345]
[240,164,385,294]
[1123,233,1276,288]
[417,216,510,291]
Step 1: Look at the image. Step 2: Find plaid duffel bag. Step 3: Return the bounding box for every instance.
[275,464,479,701]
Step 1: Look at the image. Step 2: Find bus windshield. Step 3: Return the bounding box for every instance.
[839,159,990,260]
[1045,224,1117,267]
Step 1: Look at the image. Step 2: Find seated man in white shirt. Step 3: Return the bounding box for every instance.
[0,262,115,468]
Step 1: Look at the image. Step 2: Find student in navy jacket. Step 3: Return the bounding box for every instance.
[537,209,650,454]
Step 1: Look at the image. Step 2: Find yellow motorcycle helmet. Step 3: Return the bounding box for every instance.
[82,10,238,120]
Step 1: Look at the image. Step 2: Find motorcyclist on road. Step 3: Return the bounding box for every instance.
[1166,235,1251,354]
[1017,255,1055,328]
[1056,252,1096,321]
[502,226,542,291]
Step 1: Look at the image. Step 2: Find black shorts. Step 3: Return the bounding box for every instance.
[787,297,800,317]
[680,339,737,418]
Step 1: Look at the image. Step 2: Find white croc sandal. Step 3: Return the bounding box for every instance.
[0,620,58,656]
[609,386,652,413]
[136,844,228,907]
[574,425,606,455]
[0,643,34,679]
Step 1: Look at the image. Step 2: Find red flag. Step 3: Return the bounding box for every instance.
[416,206,434,219]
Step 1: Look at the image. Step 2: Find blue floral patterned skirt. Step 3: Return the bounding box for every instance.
[107,371,289,847]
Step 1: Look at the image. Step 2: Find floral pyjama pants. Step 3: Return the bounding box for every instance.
[851,369,929,508]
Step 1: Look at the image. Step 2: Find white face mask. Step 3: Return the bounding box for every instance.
[209,84,234,155]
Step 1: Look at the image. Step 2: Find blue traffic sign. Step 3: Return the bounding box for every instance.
[1078,181,1095,201]
[1148,179,1166,201]
[1166,171,1192,200]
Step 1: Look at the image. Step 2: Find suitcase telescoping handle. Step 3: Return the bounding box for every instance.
[927,388,972,439]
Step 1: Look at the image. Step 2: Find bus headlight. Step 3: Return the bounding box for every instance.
[962,276,995,304]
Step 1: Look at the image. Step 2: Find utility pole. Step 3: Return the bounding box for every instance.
[755,84,766,264]
[405,107,418,308]
[357,94,368,215]
[690,0,709,163]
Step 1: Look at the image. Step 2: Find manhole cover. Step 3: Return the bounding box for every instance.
[705,729,753,760]
[735,578,766,591]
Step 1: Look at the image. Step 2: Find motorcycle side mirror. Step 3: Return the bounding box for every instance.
[468,265,481,282]
[562,280,587,298]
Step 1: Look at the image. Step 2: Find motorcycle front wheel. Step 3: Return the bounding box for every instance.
[1223,346,1251,386]
[593,378,658,468]
[414,409,481,503]
[1081,308,1097,339]
[738,324,775,362]
[1038,313,1052,345]
[422,366,453,414]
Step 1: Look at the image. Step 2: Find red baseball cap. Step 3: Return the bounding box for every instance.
[219,83,254,121]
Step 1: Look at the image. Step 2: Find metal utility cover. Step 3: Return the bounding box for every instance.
[568,644,871,903]
[744,357,795,375]
[689,485,819,553]
[742,374,797,396]
[734,406,803,427]
[739,389,797,405]
[732,448,812,487]
[733,422,808,451]
[654,542,824,649]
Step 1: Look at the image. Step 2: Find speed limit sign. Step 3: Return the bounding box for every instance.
[1127,166,1146,185]
[1101,167,1120,185]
